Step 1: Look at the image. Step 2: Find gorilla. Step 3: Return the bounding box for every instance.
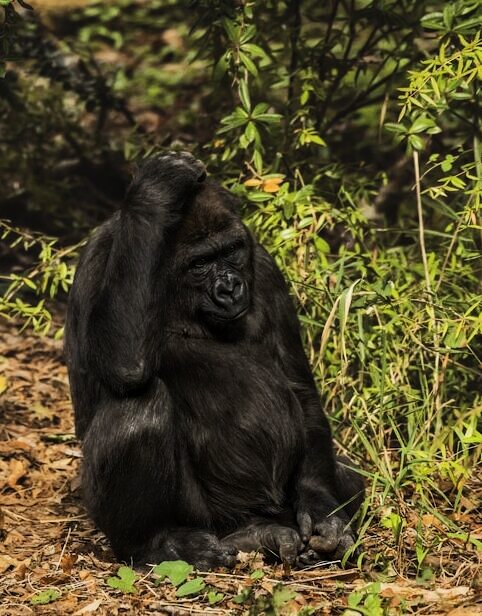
[65,152,364,570]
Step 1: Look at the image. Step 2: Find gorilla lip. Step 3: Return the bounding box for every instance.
[208,306,249,322]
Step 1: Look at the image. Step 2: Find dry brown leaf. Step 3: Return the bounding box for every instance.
[31,401,57,420]
[447,607,482,616]
[422,513,444,529]
[262,180,283,193]
[61,552,78,574]
[0,554,19,573]
[73,599,103,615]
[5,458,28,488]
[244,178,263,187]
[380,583,471,602]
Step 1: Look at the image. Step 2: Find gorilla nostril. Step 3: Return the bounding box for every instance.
[232,282,243,301]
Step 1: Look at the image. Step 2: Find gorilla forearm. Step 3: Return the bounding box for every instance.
[70,153,206,395]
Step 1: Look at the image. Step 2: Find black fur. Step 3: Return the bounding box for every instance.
[65,152,364,569]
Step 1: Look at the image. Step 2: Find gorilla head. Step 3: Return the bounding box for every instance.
[167,182,254,330]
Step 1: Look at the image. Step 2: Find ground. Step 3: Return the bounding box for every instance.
[0,314,481,615]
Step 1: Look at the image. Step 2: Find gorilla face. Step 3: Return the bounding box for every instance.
[171,183,253,328]
[187,234,251,324]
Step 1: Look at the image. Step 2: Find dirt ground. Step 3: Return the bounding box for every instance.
[0,314,481,615]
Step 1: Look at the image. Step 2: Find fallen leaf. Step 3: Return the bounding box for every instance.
[60,553,78,574]
[0,554,19,574]
[73,599,102,615]
[6,459,28,488]
[447,608,482,616]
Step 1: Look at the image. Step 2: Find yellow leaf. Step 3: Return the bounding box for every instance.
[0,376,8,395]
[262,181,281,193]
[244,178,262,187]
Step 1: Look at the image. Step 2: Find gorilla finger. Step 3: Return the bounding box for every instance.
[278,536,302,566]
[297,511,313,543]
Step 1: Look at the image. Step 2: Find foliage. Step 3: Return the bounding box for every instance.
[30,588,62,605]
[0,0,481,590]
[107,565,138,594]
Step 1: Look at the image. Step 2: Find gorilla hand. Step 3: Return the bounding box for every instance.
[126,151,206,221]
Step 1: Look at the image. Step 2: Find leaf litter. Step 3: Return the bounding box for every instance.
[0,314,481,615]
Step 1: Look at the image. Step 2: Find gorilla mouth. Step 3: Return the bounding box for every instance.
[208,306,249,323]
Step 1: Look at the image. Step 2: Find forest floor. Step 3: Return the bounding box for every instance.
[0,315,481,615]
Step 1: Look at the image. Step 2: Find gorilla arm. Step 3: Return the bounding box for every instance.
[69,153,206,396]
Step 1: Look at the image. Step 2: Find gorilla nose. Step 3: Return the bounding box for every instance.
[213,274,245,308]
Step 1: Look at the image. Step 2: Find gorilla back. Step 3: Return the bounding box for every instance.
[65,152,364,569]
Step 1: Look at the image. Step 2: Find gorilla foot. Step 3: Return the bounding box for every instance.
[127,529,238,571]
[223,521,303,566]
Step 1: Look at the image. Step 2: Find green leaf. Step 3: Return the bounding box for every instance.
[107,566,138,594]
[213,53,229,81]
[222,17,239,43]
[207,590,225,604]
[253,113,282,124]
[314,235,330,254]
[153,560,193,586]
[384,122,406,134]
[233,588,252,604]
[272,584,297,608]
[250,568,265,580]
[410,116,437,134]
[242,43,268,60]
[239,80,251,112]
[441,155,454,172]
[31,589,61,605]
[176,577,206,597]
[239,52,258,77]
[408,134,425,151]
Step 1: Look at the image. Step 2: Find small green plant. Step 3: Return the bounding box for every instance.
[153,560,205,599]
[107,566,138,594]
[30,588,61,605]
[344,582,386,616]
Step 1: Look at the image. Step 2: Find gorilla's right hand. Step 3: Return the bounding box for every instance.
[125,151,206,222]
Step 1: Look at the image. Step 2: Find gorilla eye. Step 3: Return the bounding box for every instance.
[225,240,244,255]
[190,257,208,270]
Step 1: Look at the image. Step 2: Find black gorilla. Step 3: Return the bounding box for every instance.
[65,152,364,569]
